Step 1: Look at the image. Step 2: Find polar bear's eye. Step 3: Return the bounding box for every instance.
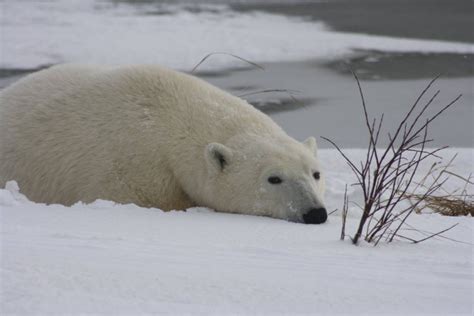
[313,172,320,180]
[268,176,283,184]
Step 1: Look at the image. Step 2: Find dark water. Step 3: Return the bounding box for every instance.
[232,0,474,43]
[199,61,474,148]
[326,51,474,80]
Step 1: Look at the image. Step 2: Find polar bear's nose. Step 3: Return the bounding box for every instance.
[303,208,327,224]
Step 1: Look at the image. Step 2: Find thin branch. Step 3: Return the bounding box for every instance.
[413,224,458,244]
[238,88,300,99]
[341,185,349,241]
[320,137,363,179]
[191,52,264,73]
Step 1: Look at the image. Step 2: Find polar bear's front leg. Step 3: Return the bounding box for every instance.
[107,160,195,211]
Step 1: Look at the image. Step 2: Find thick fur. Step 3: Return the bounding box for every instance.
[0,64,325,222]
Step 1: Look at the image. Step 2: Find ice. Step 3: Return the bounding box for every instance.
[1,0,473,70]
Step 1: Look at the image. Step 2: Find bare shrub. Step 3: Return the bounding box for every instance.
[323,73,463,245]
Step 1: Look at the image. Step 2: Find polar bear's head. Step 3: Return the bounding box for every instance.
[204,134,327,224]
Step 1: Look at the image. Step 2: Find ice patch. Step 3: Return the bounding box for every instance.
[1,0,473,70]
[72,199,118,209]
[0,181,31,206]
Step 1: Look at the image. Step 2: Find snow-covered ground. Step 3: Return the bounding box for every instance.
[1,0,472,314]
[1,0,473,70]
[1,149,472,315]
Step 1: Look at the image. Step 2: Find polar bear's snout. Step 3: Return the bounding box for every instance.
[303,208,327,224]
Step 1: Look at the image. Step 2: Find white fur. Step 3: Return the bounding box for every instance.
[0,64,325,222]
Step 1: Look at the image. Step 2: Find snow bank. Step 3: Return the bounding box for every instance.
[1,148,472,314]
[1,0,473,70]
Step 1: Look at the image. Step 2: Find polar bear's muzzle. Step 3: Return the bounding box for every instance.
[302,207,327,224]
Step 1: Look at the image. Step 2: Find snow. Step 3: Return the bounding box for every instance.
[1,0,473,70]
[1,0,473,313]
[1,148,472,315]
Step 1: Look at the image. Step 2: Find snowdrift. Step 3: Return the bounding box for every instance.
[1,149,472,314]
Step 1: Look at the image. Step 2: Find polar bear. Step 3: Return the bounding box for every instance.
[0,64,327,224]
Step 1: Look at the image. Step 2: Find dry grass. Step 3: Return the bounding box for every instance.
[401,156,474,217]
[405,193,474,216]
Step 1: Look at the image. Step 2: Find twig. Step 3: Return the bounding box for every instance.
[412,224,458,244]
[238,89,300,98]
[191,52,264,73]
[341,185,349,241]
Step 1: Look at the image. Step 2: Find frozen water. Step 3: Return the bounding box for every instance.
[1,0,472,70]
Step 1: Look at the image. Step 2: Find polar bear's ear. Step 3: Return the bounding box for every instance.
[205,143,233,174]
[303,136,317,156]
